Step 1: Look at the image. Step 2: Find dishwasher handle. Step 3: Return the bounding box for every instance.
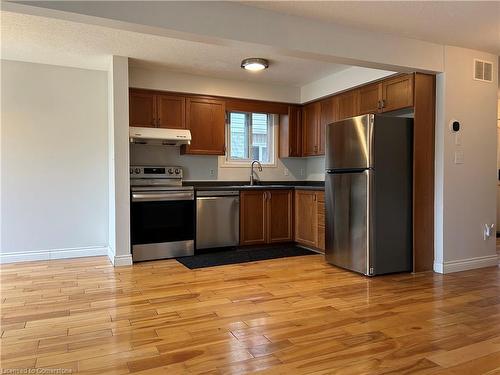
[197,196,239,201]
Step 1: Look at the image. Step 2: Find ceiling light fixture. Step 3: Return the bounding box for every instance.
[241,58,269,72]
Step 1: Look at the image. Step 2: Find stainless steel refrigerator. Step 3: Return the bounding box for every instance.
[325,114,413,276]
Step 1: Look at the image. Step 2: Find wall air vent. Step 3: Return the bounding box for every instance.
[473,59,493,82]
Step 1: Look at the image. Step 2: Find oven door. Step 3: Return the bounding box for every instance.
[131,191,194,261]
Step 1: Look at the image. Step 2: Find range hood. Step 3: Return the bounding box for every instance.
[129,127,191,146]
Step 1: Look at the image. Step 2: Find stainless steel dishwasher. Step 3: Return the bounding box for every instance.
[196,190,239,249]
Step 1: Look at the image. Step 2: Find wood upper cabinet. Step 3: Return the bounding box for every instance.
[240,189,293,246]
[302,102,320,156]
[157,94,185,129]
[240,190,267,245]
[301,98,332,156]
[319,98,335,155]
[182,97,226,155]
[279,105,302,158]
[129,91,156,128]
[359,83,382,115]
[294,190,318,248]
[129,89,185,129]
[335,90,360,121]
[267,190,293,243]
[381,74,414,112]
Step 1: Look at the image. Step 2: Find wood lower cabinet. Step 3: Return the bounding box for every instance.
[316,192,325,252]
[294,190,318,248]
[240,190,266,245]
[182,97,226,155]
[295,190,325,252]
[279,105,302,158]
[267,190,293,243]
[240,189,293,246]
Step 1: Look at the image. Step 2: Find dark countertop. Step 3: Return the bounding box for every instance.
[184,181,324,191]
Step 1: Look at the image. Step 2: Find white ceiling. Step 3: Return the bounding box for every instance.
[243,1,500,55]
[0,11,348,86]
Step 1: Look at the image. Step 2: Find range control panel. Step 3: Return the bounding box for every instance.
[130,166,183,179]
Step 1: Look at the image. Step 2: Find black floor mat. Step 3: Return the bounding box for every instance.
[176,246,318,269]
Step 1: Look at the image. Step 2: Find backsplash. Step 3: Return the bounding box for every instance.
[130,144,323,181]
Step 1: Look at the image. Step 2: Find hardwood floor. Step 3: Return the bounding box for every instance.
[1,255,499,374]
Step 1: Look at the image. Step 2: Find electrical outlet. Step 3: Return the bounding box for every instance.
[484,223,495,240]
[284,168,289,176]
[300,168,305,176]
[209,169,215,176]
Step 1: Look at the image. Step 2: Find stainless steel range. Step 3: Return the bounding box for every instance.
[130,165,194,262]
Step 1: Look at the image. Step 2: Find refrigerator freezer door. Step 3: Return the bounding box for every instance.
[325,170,371,275]
[325,114,374,171]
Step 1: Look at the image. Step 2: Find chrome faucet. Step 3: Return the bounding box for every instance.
[250,160,263,186]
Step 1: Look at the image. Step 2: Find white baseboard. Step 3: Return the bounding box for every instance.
[107,247,133,267]
[434,254,498,274]
[113,254,133,266]
[0,246,109,264]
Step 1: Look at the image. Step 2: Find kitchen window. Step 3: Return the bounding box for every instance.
[225,111,276,165]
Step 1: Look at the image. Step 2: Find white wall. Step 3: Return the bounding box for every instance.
[496,99,500,232]
[1,60,109,262]
[434,46,498,273]
[129,66,300,103]
[107,56,132,266]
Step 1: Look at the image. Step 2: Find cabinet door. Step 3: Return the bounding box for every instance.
[183,98,226,155]
[382,74,414,112]
[316,192,325,252]
[319,98,335,155]
[129,91,156,128]
[267,190,293,243]
[294,190,317,247]
[359,84,382,115]
[302,102,320,156]
[157,95,186,129]
[335,90,360,121]
[240,191,266,245]
[279,106,302,158]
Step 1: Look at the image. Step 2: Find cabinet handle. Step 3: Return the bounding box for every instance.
[377,100,381,110]
[313,194,317,202]
[381,99,386,108]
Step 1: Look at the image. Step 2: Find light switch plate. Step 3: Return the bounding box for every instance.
[454,150,464,164]
[455,133,462,146]
[284,168,289,176]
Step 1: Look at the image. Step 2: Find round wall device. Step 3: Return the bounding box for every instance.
[449,120,460,132]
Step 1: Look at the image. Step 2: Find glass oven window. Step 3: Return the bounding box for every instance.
[131,200,194,245]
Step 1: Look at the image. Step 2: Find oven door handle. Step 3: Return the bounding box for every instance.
[132,192,194,202]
